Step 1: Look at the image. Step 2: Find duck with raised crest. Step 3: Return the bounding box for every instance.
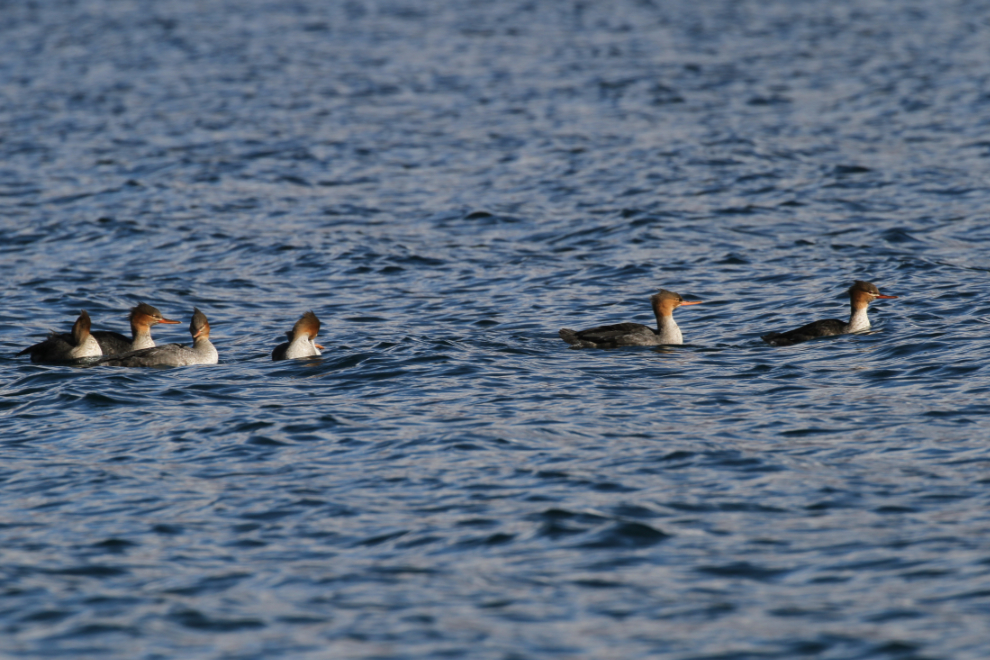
[272,311,324,361]
[559,289,702,348]
[92,302,181,357]
[18,310,103,363]
[761,280,898,346]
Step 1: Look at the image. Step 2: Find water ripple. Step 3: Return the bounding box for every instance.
[3,0,990,658]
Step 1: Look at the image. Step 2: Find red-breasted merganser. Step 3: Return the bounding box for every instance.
[761,280,898,346]
[272,311,324,361]
[98,308,218,367]
[559,289,702,348]
[92,302,180,356]
[18,310,103,362]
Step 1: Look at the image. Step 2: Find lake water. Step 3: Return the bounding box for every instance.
[3,1,990,658]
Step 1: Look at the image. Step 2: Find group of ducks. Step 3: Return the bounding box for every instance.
[559,279,898,348]
[17,305,322,366]
[18,279,897,367]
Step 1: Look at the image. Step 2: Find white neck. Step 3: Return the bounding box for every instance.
[132,328,155,350]
[69,335,103,359]
[657,315,683,345]
[846,306,870,333]
[285,336,321,359]
[192,337,219,363]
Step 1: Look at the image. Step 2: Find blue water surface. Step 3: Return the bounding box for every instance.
[3,1,990,658]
